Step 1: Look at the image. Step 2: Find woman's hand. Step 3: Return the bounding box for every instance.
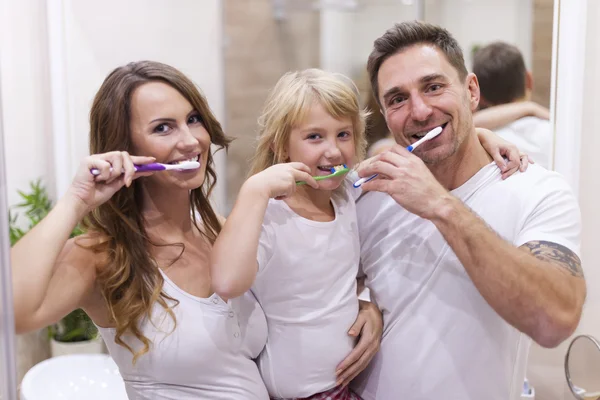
[336,300,383,387]
[476,128,533,180]
[67,151,156,213]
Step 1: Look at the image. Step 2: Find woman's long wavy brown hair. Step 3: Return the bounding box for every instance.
[82,61,230,363]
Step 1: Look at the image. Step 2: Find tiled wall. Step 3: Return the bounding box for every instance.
[223,0,320,212]
[532,0,554,107]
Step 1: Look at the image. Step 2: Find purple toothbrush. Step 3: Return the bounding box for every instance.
[90,161,200,176]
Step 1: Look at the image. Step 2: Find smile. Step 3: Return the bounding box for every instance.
[168,154,200,165]
[410,122,448,141]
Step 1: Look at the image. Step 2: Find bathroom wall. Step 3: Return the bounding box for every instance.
[223,0,320,212]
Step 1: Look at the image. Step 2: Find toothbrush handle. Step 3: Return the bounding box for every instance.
[133,163,167,173]
[296,175,327,185]
[352,140,425,186]
[90,163,166,176]
[353,174,378,188]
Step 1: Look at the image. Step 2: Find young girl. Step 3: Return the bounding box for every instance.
[210,69,527,400]
[211,69,371,399]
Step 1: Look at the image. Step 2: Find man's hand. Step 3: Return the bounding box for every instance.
[357,145,450,220]
[336,300,382,387]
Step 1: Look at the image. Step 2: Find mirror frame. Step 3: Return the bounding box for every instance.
[551,0,587,196]
[564,334,600,400]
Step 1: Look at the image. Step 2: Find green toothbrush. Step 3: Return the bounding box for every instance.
[296,164,350,186]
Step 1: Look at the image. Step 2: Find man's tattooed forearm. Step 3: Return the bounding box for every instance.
[521,241,583,278]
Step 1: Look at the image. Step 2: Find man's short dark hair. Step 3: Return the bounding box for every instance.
[472,42,527,107]
[367,20,468,105]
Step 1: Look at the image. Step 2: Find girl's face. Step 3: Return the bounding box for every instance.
[128,81,211,191]
[286,101,355,191]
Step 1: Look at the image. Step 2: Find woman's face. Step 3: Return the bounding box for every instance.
[129,81,211,191]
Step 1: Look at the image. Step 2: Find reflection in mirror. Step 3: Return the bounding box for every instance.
[425,0,555,171]
[565,335,600,400]
[225,0,556,206]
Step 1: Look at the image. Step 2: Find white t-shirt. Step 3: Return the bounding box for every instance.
[252,182,360,398]
[494,116,552,169]
[351,163,581,400]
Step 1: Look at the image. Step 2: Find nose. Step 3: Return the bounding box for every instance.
[324,139,342,160]
[177,125,199,151]
[409,93,433,122]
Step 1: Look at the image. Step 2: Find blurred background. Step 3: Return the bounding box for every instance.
[0,0,598,399]
[223,0,552,212]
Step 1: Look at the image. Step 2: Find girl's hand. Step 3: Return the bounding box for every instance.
[476,128,533,180]
[67,151,156,212]
[246,162,318,200]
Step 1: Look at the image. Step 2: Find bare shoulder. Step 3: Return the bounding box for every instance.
[520,241,583,278]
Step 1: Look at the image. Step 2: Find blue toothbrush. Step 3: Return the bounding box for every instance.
[353,126,443,188]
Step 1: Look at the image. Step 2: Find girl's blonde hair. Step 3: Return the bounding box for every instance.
[250,68,369,175]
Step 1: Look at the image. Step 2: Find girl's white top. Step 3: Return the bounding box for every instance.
[252,181,360,398]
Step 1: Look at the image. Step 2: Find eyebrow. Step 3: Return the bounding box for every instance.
[382,73,448,104]
[421,73,446,84]
[149,117,176,125]
[299,124,353,133]
[148,108,197,125]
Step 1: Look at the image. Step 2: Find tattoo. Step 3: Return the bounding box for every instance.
[521,241,583,278]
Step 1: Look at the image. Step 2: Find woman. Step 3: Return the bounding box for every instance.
[10,61,382,399]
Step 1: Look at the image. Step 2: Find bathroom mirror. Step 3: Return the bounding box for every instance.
[565,335,600,400]
[225,0,557,210]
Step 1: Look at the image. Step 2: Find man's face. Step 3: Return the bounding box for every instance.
[377,44,480,164]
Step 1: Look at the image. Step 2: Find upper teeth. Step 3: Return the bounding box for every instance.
[174,156,198,164]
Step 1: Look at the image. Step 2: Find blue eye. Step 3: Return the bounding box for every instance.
[338,131,351,138]
[307,133,322,140]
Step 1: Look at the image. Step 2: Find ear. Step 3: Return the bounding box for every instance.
[465,72,481,112]
[525,70,533,91]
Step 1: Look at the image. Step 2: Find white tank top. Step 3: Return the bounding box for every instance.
[97,270,269,399]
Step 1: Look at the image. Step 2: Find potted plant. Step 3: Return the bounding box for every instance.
[9,180,104,357]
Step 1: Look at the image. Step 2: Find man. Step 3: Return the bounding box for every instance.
[473,41,552,169]
[352,21,585,399]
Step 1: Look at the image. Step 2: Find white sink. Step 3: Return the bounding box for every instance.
[20,354,127,400]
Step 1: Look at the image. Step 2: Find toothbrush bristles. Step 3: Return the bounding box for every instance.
[330,164,347,173]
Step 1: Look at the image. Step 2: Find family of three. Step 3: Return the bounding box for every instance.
[11,21,584,400]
